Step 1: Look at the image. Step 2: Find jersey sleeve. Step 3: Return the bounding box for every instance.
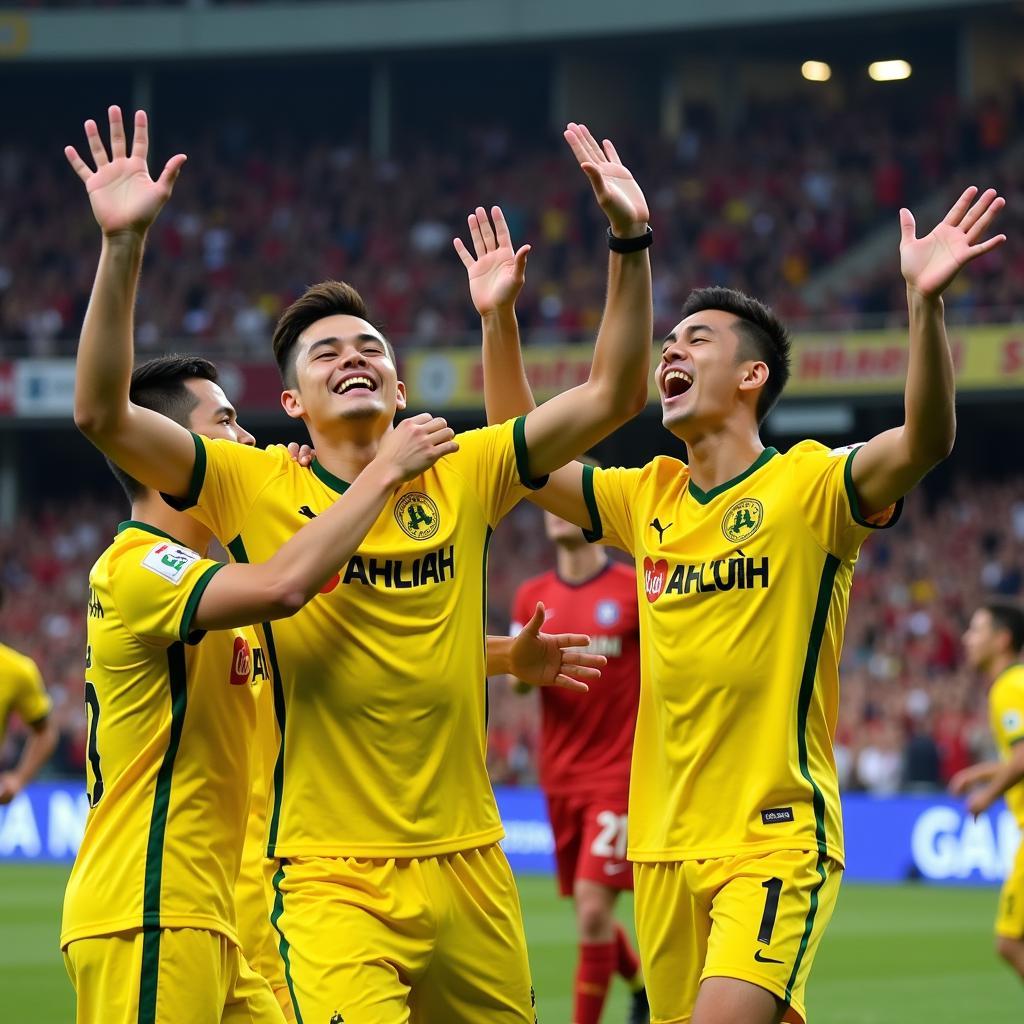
[787,441,903,561]
[13,657,51,725]
[992,674,1024,748]
[581,465,645,554]
[445,416,548,527]
[162,433,287,543]
[109,540,228,647]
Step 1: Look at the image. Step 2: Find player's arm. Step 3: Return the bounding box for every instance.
[454,124,651,501]
[66,106,197,497]
[948,761,1000,797]
[191,415,457,630]
[485,603,605,692]
[0,715,58,805]
[959,747,1024,818]
[848,187,1006,517]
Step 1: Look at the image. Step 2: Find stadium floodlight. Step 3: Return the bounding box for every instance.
[801,61,832,82]
[868,59,912,82]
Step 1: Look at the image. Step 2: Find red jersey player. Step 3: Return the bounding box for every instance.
[511,509,649,1024]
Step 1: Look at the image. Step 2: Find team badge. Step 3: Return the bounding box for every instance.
[722,498,763,543]
[1003,710,1022,735]
[596,599,620,626]
[395,492,440,541]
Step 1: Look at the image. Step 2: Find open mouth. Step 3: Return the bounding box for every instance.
[662,369,693,399]
[334,375,378,396]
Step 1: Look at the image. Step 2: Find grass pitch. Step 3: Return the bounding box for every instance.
[0,864,1018,1023]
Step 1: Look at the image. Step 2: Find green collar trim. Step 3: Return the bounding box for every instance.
[117,520,186,545]
[687,447,778,505]
[311,459,351,495]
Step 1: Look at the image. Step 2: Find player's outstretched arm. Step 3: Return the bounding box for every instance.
[456,124,651,483]
[486,604,605,692]
[191,415,457,630]
[0,715,58,805]
[66,106,197,498]
[849,187,1006,517]
[455,205,594,527]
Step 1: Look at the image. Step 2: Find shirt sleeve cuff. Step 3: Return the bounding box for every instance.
[161,432,207,512]
[844,445,904,531]
[178,562,226,643]
[512,415,550,491]
[581,464,604,543]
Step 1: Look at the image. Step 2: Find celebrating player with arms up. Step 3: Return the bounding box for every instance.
[468,185,1006,1023]
[509,506,648,1024]
[68,105,652,1023]
[63,107,610,1024]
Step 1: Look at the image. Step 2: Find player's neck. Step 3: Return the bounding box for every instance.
[129,494,213,556]
[556,543,608,585]
[680,421,765,496]
[307,427,386,486]
[988,652,1020,683]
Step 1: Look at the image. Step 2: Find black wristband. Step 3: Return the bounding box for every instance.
[607,225,653,253]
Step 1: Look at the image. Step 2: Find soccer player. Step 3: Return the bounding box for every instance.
[509,508,648,1024]
[0,589,58,805]
[950,603,1024,982]
[467,186,1006,1023]
[67,106,652,1023]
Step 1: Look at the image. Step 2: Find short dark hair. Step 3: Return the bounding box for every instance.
[109,355,219,500]
[679,286,791,423]
[983,602,1024,655]
[272,281,394,387]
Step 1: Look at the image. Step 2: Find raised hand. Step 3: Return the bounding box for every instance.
[900,186,1006,298]
[509,602,606,692]
[564,122,649,238]
[453,206,531,316]
[376,412,459,482]
[65,106,186,237]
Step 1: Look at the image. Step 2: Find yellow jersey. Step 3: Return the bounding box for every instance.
[989,664,1024,827]
[584,441,900,865]
[166,416,535,858]
[0,641,51,747]
[61,522,270,948]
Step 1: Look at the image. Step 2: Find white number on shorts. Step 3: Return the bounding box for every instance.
[591,811,628,859]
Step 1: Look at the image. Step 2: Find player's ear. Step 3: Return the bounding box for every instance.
[737,361,769,393]
[280,388,305,421]
[395,380,408,413]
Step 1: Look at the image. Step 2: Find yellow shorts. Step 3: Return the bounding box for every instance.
[634,849,843,1024]
[996,841,1024,939]
[63,927,287,1024]
[270,843,536,1024]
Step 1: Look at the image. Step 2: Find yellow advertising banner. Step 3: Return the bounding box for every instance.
[403,324,1024,410]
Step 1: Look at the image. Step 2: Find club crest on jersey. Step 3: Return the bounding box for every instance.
[596,599,621,626]
[395,492,440,541]
[1004,710,1022,734]
[229,636,252,686]
[722,498,764,543]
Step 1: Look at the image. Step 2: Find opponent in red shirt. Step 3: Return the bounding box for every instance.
[511,510,648,1024]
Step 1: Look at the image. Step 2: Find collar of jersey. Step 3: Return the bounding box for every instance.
[117,520,187,545]
[311,459,351,494]
[686,447,778,506]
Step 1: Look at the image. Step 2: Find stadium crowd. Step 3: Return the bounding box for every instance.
[2,86,1022,357]
[2,474,1021,794]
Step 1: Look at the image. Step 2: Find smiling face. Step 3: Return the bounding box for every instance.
[280,314,406,436]
[657,308,769,439]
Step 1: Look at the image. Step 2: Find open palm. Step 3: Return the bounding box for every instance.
[65,106,186,236]
[453,206,531,315]
[900,186,1006,298]
[564,122,649,237]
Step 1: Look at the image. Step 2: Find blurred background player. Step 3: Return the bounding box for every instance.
[509,502,648,1024]
[0,584,58,805]
[950,603,1024,984]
